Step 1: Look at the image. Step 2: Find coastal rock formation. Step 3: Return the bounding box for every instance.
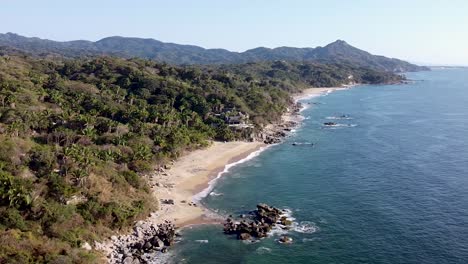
[279,235,293,244]
[96,221,176,264]
[259,102,302,144]
[323,122,337,126]
[223,204,291,240]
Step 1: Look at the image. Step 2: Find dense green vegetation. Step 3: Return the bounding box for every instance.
[0,50,403,263]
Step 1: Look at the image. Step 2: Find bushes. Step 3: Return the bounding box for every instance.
[0,170,32,209]
[0,229,99,264]
[77,197,147,229]
[46,173,77,201]
[121,170,142,189]
[0,208,28,231]
[28,145,56,177]
[128,159,152,173]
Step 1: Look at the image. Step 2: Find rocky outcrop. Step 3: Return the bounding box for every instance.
[223,204,291,240]
[259,102,302,145]
[96,221,177,264]
[279,235,293,244]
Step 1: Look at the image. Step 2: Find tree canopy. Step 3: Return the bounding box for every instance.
[0,51,404,263]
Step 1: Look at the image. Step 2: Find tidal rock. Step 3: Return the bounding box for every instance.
[238,233,252,240]
[223,203,283,240]
[279,235,293,244]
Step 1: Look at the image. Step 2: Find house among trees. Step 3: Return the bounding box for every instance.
[221,107,253,128]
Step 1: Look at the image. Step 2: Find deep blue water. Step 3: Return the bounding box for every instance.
[171,69,468,264]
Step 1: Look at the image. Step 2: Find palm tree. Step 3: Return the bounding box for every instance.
[7,121,25,137]
[134,144,152,161]
[71,169,88,187]
[82,126,97,139]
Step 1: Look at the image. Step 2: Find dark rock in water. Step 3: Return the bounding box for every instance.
[292,142,314,146]
[223,203,284,240]
[280,216,293,226]
[279,235,293,244]
[238,233,252,240]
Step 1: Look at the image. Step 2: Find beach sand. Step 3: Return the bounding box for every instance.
[147,141,266,227]
[294,87,349,102]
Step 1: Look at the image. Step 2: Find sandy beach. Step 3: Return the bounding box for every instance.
[147,141,266,227]
[294,87,350,102]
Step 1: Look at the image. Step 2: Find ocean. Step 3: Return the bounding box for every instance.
[171,68,468,264]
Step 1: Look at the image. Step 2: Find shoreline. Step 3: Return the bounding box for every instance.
[149,86,353,229]
[150,141,267,227]
[96,86,351,262]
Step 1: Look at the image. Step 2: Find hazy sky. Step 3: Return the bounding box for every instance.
[1,0,467,65]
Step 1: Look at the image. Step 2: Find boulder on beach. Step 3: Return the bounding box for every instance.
[105,221,177,263]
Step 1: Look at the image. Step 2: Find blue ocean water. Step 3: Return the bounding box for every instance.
[171,69,468,264]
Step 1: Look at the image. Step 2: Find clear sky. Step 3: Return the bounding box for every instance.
[1,0,467,65]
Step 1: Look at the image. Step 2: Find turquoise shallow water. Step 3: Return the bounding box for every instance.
[171,69,468,264]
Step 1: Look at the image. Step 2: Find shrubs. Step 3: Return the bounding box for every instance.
[128,159,152,173]
[0,229,99,264]
[0,208,28,231]
[77,197,148,229]
[0,171,32,209]
[28,145,56,177]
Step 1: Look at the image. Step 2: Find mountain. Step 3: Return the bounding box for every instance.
[0,32,428,72]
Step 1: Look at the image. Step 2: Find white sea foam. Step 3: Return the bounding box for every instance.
[295,93,322,103]
[256,246,272,254]
[209,191,223,197]
[325,116,353,120]
[291,221,319,234]
[268,208,296,236]
[266,208,319,238]
[193,145,272,201]
[323,123,357,128]
[195,240,209,243]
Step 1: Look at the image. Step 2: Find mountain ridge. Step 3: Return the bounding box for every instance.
[0,32,428,72]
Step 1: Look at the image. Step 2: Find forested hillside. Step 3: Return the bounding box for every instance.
[0,50,403,263]
[0,33,429,72]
